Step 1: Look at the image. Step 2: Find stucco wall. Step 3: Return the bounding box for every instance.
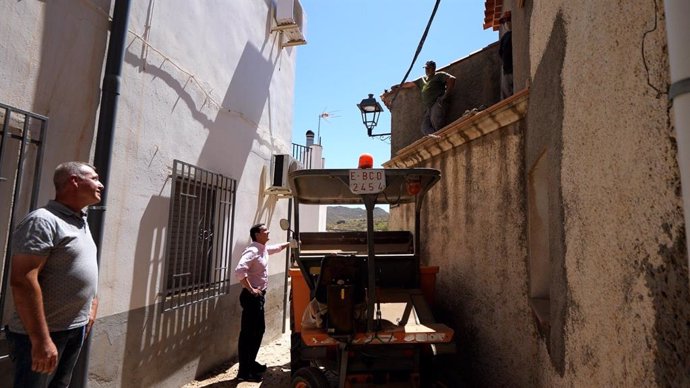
[0,0,110,202]
[389,0,688,386]
[0,0,299,386]
[89,0,298,386]
[524,9,568,375]
[537,1,688,386]
[89,273,285,388]
[389,122,535,387]
[0,0,110,381]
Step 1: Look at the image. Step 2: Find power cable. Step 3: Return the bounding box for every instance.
[389,0,442,106]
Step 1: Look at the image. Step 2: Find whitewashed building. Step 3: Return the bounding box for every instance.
[0,0,306,386]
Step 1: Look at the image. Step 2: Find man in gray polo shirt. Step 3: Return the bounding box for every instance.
[6,161,103,388]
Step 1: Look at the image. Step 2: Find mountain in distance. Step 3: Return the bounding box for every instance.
[326,206,389,231]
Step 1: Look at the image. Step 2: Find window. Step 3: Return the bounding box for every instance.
[163,160,236,311]
[0,102,48,328]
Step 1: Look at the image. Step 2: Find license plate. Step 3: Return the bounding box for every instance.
[349,169,386,194]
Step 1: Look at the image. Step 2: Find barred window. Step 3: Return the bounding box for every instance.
[163,160,236,311]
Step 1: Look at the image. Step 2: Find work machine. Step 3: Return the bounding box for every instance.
[286,167,454,388]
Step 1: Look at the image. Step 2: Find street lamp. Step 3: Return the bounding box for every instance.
[357,94,389,137]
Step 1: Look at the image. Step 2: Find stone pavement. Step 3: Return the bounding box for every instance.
[182,330,292,387]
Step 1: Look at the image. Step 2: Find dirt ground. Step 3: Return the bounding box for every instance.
[182,330,292,388]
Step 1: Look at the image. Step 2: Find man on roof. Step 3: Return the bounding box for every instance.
[388,60,456,135]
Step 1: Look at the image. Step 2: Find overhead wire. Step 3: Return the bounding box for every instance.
[388,0,442,106]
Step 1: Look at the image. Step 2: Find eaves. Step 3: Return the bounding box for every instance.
[384,88,529,168]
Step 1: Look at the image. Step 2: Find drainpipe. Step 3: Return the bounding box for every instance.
[72,0,131,387]
[662,0,690,275]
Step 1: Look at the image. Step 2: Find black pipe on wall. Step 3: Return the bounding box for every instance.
[73,0,131,386]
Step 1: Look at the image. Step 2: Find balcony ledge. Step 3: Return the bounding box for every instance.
[384,88,529,168]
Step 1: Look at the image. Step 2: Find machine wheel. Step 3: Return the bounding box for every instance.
[289,287,309,375]
[291,366,330,388]
[290,332,309,374]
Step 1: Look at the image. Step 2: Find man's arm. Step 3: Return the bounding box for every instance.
[10,254,58,374]
[382,81,418,108]
[239,276,262,296]
[235,247,263,296]
[441,76,456,101]
[391,81,417,90]
[267,241,291,255]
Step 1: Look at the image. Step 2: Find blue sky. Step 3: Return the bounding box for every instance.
[292,0,498,169]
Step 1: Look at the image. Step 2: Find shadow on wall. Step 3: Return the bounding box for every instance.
[199,41,280,180]
[643,224,690,386]
[123,47,216,130]
[524,11,567,376]
[33,0,110,200]
[222,43,275,128]
[116,195,242,387]
[115,172,283,387]
[113,3,280,387]
[253,166,279,227]
[115,31,284,385]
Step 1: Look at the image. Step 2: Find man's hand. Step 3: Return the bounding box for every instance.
[395,81,417,90]
[31,337,58,374]
[10,254,57,374]
[86,297,98,337]
[247,286,262,297]
[240,277,262,297]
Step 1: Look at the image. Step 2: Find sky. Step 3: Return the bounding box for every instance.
[292,0,499,169]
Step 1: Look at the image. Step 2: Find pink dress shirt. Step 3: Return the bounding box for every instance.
[234,241,283,291]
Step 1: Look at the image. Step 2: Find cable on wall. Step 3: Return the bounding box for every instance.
[87,0,266,130]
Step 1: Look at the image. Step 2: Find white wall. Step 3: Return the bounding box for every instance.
[99,0,298,315]
[297,144,327,232]
[0,0,302,385]
[0,0,110,203]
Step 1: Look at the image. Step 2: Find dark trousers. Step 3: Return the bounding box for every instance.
[237,288,265,375]
[421,99,447,135]
[5,325,86,388]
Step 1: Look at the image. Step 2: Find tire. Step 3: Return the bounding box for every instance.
[290,332,309,374]
[289,288,309,374]
[291,366,330,388]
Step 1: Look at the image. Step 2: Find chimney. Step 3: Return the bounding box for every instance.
[305,130,315,147]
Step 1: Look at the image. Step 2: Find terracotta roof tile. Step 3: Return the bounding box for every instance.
[483,0,504,31]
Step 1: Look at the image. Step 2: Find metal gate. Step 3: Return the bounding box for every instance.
[0,102,48,369]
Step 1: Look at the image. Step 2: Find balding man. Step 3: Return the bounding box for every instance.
[6,161,103,388]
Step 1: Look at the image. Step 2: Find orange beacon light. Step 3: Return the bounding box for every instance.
[358,153,374,169]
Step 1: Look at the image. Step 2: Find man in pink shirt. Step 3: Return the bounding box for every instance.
[234,223,290,382]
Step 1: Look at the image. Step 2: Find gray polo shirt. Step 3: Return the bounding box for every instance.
[8,200,98,333]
